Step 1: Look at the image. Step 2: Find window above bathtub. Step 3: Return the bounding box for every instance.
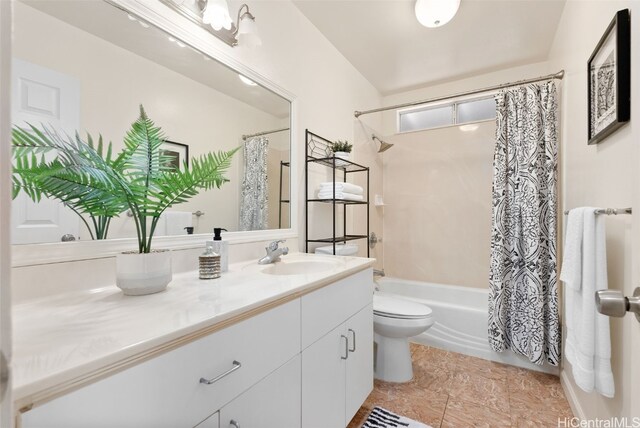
[397,95,496,133]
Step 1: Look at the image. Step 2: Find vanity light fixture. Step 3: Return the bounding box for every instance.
[162,0,262,48]
[238,74,258,86]
[415,0,460,28]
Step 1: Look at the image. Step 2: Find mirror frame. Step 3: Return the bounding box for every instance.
[11,0,298,267]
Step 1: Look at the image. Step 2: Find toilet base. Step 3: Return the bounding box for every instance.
[374,333,413,383]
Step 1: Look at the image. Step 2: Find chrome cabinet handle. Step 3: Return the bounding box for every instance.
[230,420,240,428]
[348,329,356,353]
[199,360,242,385]
[341,335,349,360]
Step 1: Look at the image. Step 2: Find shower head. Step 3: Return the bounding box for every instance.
[372,134,394,153]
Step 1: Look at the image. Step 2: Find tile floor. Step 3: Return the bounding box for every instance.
[348,343,573,428]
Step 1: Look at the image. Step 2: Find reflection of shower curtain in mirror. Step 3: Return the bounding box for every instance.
[239,136,269,230]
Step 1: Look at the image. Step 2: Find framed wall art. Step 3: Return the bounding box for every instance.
[160,140,189,172]
[587,8,630,145]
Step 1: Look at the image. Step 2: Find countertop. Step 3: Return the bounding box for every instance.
[12,252,375,409]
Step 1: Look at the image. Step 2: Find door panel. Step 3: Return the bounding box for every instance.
[0,2,12,425]
[345,303,373,424]
[220,356,301,428]
[302,324,346,428]
[11,58,80,244]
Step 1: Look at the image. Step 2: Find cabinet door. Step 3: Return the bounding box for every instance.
[345,303,373,425]
[301,324,347,428]
[219,355,301,428]
[195,412,219,428]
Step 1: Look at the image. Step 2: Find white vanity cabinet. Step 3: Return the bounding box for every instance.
[21,299,301,428]
[18,267,373,428]
[301,269,374,428]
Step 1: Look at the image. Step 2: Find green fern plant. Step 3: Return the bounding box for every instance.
[12,105,238,253]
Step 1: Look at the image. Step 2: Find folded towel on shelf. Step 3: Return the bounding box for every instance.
[316,191,364,201]
[318,182,364,195]
[561,207,615,397]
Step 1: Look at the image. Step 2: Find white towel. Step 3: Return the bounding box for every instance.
[560,208,585,290]
[318,182,364,195]
[561,207,615,397]
[317,191,364,201]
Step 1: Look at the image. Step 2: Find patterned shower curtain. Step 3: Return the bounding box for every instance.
[488,81,560,366]
[239,136,269,231]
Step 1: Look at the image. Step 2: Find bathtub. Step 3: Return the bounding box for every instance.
[376,277,558,374]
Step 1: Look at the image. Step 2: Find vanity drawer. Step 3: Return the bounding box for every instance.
[301,268,373,349]
[21,299,301,428]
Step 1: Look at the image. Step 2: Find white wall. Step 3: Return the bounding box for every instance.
[547,0,638,420]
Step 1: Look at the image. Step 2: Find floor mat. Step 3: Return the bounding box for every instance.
[361,406,433,428]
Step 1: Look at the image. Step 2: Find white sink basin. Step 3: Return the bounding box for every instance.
[261,260,338,276]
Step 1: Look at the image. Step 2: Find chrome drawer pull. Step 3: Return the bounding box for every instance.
[348,328,356,353]
[199,360,242,385]
[230,420,240,428]
[341,335,349,360]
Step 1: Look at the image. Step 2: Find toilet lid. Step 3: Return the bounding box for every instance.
[373,295,432,319]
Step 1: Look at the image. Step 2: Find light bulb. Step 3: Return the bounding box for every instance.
[415,0,460,28]
[202,0,232,31]
[237,14,262,47]
[238,74,257,86]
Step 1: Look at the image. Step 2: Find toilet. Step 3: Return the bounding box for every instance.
[373,293,434,383]
[314,244,433,383]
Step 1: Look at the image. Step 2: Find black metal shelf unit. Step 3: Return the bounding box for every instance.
[305,129,370,257]
[278,161,290,228]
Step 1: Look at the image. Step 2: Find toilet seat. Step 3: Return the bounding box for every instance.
[373,295,432,320]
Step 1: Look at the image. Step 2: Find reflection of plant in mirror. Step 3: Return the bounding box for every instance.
[12,128,128,240]
[330,140,352,153]
[12,105,239,252]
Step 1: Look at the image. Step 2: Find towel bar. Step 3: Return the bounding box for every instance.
[563,207,632,215]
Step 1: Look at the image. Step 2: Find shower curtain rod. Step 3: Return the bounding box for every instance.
[354,70,565,118]
[242,127,290,140]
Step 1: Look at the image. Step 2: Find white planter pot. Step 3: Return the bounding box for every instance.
[333,151,350,166]
[116,250,172,296]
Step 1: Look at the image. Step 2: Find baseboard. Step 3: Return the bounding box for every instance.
[560,369,586,420]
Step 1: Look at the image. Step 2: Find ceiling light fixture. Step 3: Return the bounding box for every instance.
[415,0,460,28]
[459,123,479,132]
[161,0,261,48]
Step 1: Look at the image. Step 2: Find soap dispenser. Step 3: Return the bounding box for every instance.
[199,242,221,280]
[211,228,229,272]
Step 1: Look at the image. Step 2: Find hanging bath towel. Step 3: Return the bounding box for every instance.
[561,208,615,397]
[488,81,560,366]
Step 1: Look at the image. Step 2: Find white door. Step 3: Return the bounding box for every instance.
[11,58,80,244]
[345,303,373,425]
[302,324,346,428]
[0,2,12,426]
[219,356,301,428]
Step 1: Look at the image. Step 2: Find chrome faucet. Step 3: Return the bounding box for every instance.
[258,240,289,265]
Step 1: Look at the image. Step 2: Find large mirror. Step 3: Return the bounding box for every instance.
[11,0,291,246]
